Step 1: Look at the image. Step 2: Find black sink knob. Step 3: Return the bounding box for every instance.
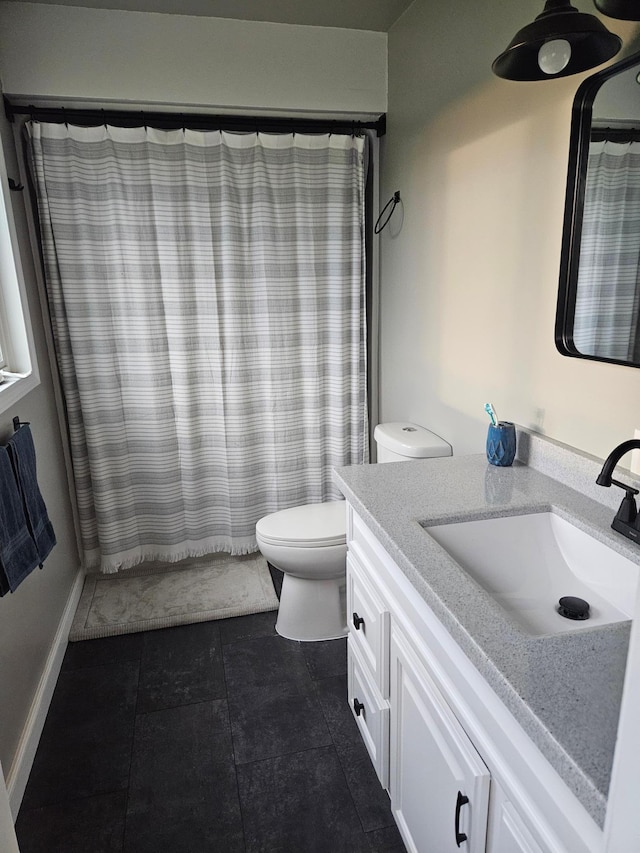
[558,596,590,621]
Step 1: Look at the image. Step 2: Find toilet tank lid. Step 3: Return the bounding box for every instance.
[374,423,452,458]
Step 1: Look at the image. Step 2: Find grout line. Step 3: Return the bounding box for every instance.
[16,787,130,816]
[221,633,249,852]
[121,653,142,852]
[133,694,230,718]
[312,673,372,837]
[60,654,143,675]
[219,619,279,648]
[233,741,340,771]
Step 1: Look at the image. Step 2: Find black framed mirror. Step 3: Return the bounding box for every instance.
[556,50,640,367]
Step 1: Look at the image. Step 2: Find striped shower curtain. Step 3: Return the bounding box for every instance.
[27,123,368,573]
[574,139,640,361]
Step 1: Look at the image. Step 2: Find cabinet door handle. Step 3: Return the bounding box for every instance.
[352,612,365,630]
[353,698,365,717]
[454,791,469,847]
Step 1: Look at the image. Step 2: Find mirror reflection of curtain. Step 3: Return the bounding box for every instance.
[27,122,368,573]
[574,139,640,361]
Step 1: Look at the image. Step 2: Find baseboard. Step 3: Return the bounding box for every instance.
[6,567,85,818]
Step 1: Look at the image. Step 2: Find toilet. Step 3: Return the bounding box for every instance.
[256,423,452,641]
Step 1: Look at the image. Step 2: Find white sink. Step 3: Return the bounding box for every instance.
[424,512,638,636]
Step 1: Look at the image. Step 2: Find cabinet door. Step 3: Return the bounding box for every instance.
[390,626,490,853]
[487,784,546,853]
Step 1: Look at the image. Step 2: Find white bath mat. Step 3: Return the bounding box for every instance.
[69,552,279,641]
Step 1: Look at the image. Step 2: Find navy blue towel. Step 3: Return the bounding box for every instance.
[0,445,41,595]
[7,425,56,567]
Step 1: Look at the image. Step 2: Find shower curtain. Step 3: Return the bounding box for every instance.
[574,138,640,361]
[27,122,368,572]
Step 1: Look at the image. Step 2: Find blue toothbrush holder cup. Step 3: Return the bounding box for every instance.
[486,421,516,467]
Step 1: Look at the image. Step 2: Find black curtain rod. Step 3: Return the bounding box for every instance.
[3,98,386,137]
[591,127,640,143]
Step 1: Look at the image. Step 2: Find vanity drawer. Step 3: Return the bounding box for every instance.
[347,551,390,698]
[347,638,390,790]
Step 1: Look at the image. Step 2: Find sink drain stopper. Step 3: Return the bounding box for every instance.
[558,596,590,621]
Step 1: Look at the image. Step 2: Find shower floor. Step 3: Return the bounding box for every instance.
[14,569,405,852]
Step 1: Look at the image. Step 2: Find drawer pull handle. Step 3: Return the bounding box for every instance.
[353,698,365,717]
[352,612,365,630]
[454,791,469,847]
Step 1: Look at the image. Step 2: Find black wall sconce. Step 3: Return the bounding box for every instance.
[492,0,640,82]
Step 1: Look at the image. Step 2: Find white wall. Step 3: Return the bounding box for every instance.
[0,103,80,795]
[0,2,386,116]
[381,0,640,463]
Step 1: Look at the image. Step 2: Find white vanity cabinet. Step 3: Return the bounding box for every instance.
[345,504,603,853]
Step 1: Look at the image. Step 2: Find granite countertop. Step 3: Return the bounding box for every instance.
[333,454,640,828]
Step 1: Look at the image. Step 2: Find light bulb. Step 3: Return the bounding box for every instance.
[538,39,572,75]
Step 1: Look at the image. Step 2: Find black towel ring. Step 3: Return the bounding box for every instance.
[374,191,401,234]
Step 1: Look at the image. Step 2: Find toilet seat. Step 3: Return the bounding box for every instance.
[256,501,346,549]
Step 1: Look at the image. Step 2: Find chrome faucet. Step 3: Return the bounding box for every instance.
[596,439,640,545]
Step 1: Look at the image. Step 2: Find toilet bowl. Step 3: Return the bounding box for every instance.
[256,423,452,642]
[256,501,347,642]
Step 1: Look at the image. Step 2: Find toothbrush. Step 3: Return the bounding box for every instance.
[484,402,498,427]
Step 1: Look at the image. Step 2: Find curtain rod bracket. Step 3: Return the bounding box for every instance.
[3,96,14,123]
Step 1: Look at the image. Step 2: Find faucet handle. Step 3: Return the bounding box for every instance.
[615,490,638,525]
[608,479,639,526]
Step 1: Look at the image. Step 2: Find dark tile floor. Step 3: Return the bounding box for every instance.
[15,572,405,852]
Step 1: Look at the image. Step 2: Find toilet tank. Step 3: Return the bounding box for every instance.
[374,422,452,463]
